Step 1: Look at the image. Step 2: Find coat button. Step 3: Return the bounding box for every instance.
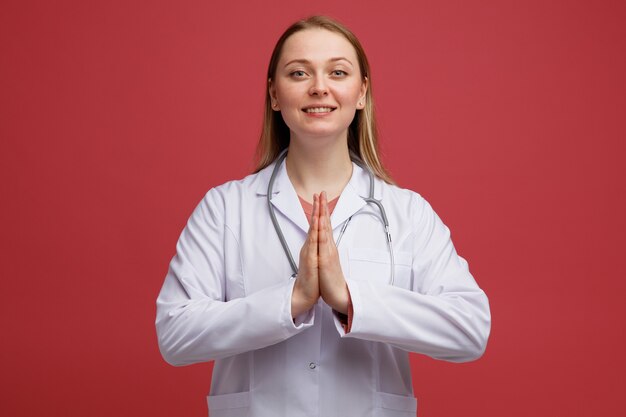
[309,362,317,370]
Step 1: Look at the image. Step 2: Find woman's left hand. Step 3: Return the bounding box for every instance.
[317,191,350,314]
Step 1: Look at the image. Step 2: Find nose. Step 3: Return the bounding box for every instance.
[308,76,328,96]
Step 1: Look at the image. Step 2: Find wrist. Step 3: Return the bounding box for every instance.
[291,279,317,318]
[324,281,350,314]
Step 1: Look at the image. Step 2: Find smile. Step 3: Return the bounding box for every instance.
[302,107,336,113]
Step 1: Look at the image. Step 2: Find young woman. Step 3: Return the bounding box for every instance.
[156,16,491,417]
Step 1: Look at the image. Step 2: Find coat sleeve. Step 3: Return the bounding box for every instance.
[336,193,491,363]
[155,188,314,366]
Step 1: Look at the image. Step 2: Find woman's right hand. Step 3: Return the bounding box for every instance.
[291,193,321,318]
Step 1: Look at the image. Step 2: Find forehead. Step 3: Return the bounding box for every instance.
[279,28,359,64]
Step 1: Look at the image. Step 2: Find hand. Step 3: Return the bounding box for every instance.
[317,191,350,314]
[291,193,321,317]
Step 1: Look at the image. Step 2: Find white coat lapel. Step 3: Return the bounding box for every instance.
[330,165,366,229]
[255,159,381,233]
[330,163,383,230]
[257,159,310,234]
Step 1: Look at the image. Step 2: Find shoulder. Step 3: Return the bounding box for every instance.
[378,180,436,225]
[194,168,270,221]
[202,165,270,202]
[379,180,427,206]
[209,171,262,197]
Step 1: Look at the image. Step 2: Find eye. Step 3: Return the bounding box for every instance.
[331,70,348,77]
[290,70,307,78]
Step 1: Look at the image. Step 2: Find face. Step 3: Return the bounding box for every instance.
[269,28,367,144]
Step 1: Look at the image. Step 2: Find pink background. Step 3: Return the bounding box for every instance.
[1,0,625,416]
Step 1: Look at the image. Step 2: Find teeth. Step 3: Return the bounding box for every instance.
[305,107,333,113]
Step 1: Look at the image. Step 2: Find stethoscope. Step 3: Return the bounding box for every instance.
[267,150,396,285]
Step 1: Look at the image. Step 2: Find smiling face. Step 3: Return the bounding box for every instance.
[269,28,367,145]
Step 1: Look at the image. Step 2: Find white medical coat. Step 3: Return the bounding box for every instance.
[156,158,491,417]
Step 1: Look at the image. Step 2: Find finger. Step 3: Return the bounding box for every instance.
[320,191,328,230]
[307,193,318,237]
[310,194,319,245]
[310,193,318,225]
[306,198,315,236]
[318,192,328,245]
[323,193,339,256]
[324,192,333,231]
[321,191,333,238]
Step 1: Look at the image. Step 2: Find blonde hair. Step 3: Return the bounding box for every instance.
[254,16,393,184]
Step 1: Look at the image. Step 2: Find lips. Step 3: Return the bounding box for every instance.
[302,106,337,113]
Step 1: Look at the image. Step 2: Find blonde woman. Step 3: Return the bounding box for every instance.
[156,15,491,417]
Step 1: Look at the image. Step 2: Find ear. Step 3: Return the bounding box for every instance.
[268,79,280,111]
[357,76,368,109]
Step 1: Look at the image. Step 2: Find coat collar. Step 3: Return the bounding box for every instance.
[255,156,383,233]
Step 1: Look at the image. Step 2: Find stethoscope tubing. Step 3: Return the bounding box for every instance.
[267,150,395,285]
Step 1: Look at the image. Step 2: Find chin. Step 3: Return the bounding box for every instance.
[291,130,349,145]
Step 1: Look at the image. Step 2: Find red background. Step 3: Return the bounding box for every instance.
[1,1,625,416]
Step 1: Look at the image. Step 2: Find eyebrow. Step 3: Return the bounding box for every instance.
[283,57,354,68]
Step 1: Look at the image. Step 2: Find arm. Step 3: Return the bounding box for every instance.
[155,188,314,366]
[337,194,491,363]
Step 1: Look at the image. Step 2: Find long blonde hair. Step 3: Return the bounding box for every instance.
[254,16,393,184]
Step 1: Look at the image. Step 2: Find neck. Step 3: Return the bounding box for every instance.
[285,136,353,203]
